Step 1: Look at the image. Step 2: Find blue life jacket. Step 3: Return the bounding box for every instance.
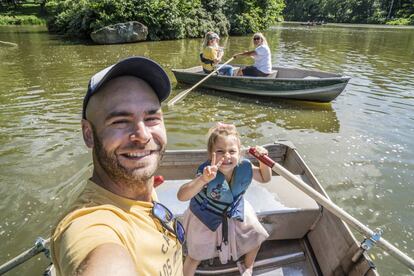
[189,159,253,232]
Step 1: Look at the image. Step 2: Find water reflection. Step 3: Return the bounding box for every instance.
[165,86,340,141]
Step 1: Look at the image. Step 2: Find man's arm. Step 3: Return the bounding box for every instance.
[76,243,137,276]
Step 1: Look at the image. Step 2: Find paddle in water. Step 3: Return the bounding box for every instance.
[167,57,234,106]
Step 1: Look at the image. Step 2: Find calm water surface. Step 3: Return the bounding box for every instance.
[0,23,413,275]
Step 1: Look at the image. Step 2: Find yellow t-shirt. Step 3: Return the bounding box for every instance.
[202,46,218,72]
[51,180,183,276]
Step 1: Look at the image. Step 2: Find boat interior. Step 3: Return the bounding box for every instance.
[176,66,342,80]
[156,142,377,276]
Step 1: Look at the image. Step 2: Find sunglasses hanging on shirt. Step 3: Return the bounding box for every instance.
[152,201,186,244]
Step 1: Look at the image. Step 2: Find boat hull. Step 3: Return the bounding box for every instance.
[172,66,350,102]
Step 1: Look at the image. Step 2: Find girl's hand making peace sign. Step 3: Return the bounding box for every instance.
[201,152,224,183]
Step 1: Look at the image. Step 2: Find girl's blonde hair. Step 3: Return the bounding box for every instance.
[253,32,268,46]
[206,123,241,156]
[203,31,219,47]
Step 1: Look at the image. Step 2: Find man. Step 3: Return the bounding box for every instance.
[51,57,184,276]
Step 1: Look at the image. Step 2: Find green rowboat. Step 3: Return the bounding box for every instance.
[172,66,351,103]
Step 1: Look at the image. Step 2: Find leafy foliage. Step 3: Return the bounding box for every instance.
[44,0,285,39]
[0,2,46,25]
[284,0,414,25]
[227,0,283,35]
[0,14,45,25]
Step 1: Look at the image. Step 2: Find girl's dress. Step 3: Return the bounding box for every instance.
[183,158,269,263]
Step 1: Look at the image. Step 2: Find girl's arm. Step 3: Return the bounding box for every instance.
[177,153,223,201]
[251,146,272,183]
[217,47,224,60]
[213,48,224,64]
[252,161,272,183]
[177,176,208,201]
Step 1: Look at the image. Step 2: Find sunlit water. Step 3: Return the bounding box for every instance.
[0,23,413,275]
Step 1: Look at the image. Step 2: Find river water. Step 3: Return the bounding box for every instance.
[0,23,413,275]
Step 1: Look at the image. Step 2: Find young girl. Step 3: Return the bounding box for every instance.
[177,123,272,276]
[200,31,234,76]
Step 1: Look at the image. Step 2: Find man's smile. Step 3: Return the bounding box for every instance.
[120,150,159,160]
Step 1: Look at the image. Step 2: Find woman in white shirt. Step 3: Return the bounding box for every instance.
[233,33,272,77]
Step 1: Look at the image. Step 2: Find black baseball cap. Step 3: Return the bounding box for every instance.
[82,56,171,119]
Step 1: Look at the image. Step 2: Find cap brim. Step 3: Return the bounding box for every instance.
[93,57,170,102]
[83,56,171,119]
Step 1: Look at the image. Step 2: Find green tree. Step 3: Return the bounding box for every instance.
[283,0,413,25]
[45,0,285,39]
[284,0,321,21]
[226,0,285,35]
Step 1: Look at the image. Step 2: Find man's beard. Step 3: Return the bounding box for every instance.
[92,126,163,186]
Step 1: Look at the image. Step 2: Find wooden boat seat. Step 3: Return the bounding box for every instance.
[230,68,277,78]
[267,70,278,78]
[250,175,321,240]
[157,174,321,241]
[196,240,315,275]
[303,76,320,79]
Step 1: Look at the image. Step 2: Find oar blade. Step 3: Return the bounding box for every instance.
[167,56,235,106]
[167,89,190,106]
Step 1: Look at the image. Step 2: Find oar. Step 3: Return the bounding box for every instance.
[248,147,414,271]
[167,57,234,106]
[0,40,18,47]
[0,237,50,274]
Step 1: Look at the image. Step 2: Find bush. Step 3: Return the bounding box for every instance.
[0,2,46,26]
[45,0,285,40]
[0,15,45,25]
[283,0,413,25]
[386,17,411,25]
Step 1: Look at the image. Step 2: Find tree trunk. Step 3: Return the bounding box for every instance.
[40,0,47,15]
[387,0,394,19]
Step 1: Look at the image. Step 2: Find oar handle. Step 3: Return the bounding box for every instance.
[248,147,275,167]
[0,237,50,274]
[248,147,414,271]
[167,57,235,106]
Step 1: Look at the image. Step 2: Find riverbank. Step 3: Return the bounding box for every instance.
[283,21,414,29]
[1,2,411,29]
[0,3,45,25]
